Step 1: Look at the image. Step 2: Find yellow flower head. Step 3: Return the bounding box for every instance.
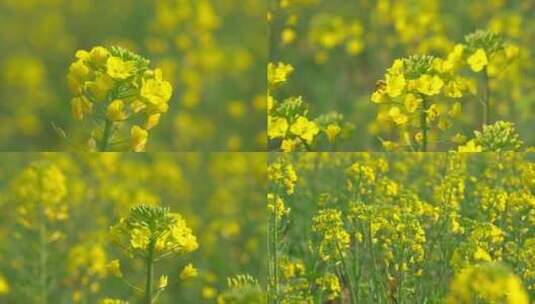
[158,275,168,289]
[325,124,341,142]
[106,56,136,80]
[106,99,127,121]
[180,263,198,280]
[67,60,91,95]
[130,227,151,249]
[144,113,161,130]
[385,73,406,97]
[467,49,488,72]
[130,125,148,152]
[447,262,528,304]
[281,138,299,152]
[89,46,110,68]
[267,62,294,87]
[457,140,482,152]
[268,116,289,139]
[140,69,173,113]
[415,74,444,96]
[290,116,320,144]
[371,89,386,103]
[388,107,408,125]
[403,94,422,113]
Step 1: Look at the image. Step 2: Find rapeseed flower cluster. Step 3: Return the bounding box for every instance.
[67,46,173,151]
[268,62,352,151]
[270,0,535,150]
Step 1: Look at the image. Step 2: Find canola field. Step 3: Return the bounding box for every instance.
[268,0,535,151]
[268,153,534,303]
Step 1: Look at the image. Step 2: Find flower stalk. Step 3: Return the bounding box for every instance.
[420,96,429,152]
[482,66,490,127]
[144,240,155,304]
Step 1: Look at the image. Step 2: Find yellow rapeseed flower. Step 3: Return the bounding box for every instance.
[130,125,148,152]
[388,107,408,125]
[414,74,444,96]
[106,56,136,80]
[180,263,198,280]
[467,48,488,72]
[106,99,127,121]
[457,140,482,152]
[290,116,320,144]
[130,227,150,249]
[158,275,168,289]
[385,73,406,97]
[267,62,294,87]
[325,124,341,142]
[140,69,173,113]
[403,94,422,113]
[268,116,289,139]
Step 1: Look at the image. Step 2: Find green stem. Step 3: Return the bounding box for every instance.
[482,67,490,127]
[39,211,48,304]
[99,119,113,152]
[145,242,155,304]
[272,203,279,303]
[420,96,429,152]
[336,244,357,304]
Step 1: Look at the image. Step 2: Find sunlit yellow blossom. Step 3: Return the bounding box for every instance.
[325,124,341,142]
[268,117,289,139]
[130,125,148,152]
[268,62,294,87]
[280,138,299,152]
[415,74,444,96]
[385,73,406,97]
[130,227,150,249]
[67,60,91,95]
[467,49,488,72]
[140,69,173,113]
[404,94,421,113]
[371,89,386,103]
[474,247,492,262]
[106,99,127,121]
[106,56,136,79]
[457,140,482,152]
[180,263,198,280]
[144,113,161,130]
[388,107,408,125]
[290,117,320,144]
[158,275,168,289]
[447,262,528,304]
[89,46,110,67]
